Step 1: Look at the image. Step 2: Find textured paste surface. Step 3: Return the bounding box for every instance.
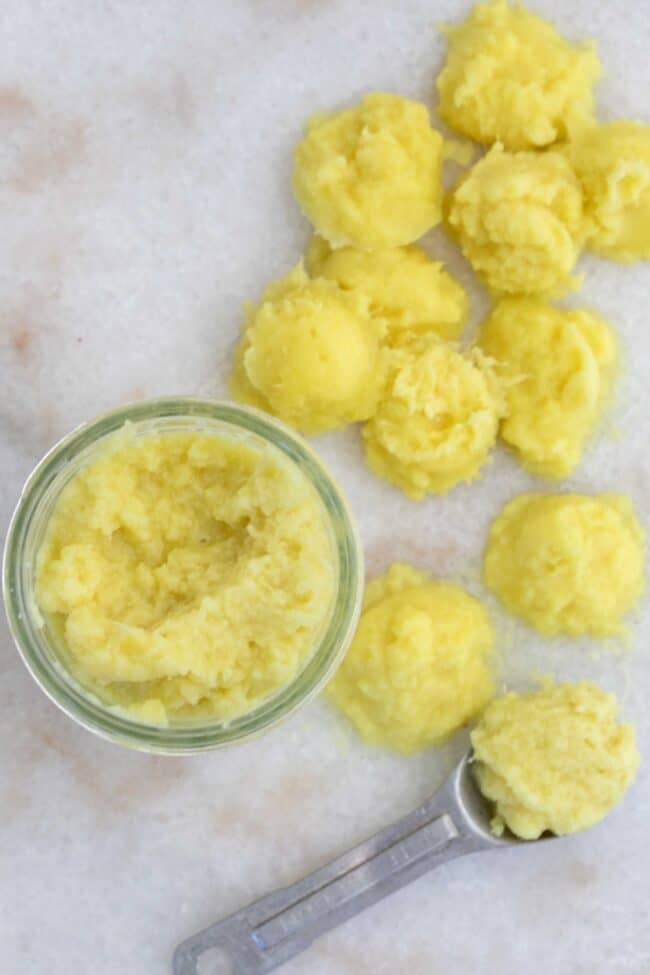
[437,0,601,151]
[483,493,645,636]
[446,144,584,296]
[363,341,503,499]
[229,263,382,433]
[566,120,650,261]
[36,428,336,724]
[471,681,639,839]
[328,563,495,753]
[293,93,445,249]
[478,297,618,477]
[306,236,468,347]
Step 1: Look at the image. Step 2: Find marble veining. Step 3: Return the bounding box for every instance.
[1,2,649,973]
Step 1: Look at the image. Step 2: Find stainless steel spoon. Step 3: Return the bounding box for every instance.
[173,750,550,974]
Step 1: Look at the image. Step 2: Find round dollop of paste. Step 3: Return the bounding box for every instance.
[477,298,618,478]
[483,493,645,636]
[328,563,495,753]
[471,681,640,839]
[229,263,382,433]
[363,342,503,499]
[306,236,468,348]
[293,93,445,250]
[566,120,650,261]
[446,144,584,296]
[437,0,601,151]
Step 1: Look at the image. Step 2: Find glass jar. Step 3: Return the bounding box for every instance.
[3,398,363,753]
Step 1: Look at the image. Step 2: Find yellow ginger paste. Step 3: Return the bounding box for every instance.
[305,236,468,348]
[36,427,336,724]
[472,681,640,839]
[446,144,584,296]
[229,263,382,433]
[363,342,503,499]
[328,563,495,753]
[483,493,645,636]
[566,120,650,261]
[477,298,618,478]
[437,0,601,151]
[293,93,445,250]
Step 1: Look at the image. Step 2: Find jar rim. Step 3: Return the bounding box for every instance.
[3,397,364,753]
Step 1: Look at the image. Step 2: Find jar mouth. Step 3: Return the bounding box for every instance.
[3,397,364,753]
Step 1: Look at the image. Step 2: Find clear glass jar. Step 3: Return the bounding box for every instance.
[3,398,363,753]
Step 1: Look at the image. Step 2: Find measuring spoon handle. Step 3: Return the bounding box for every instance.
[173,786,484,974]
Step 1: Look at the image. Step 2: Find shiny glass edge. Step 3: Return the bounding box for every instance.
[3,398,364,753]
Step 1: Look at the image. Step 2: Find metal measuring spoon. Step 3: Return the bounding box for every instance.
[173,750,551,974]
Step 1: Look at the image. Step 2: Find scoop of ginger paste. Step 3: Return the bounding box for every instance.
[293,93,445,250]
[437,0,601,151]
[477,297,618,478]
[306,236,468,348]
[483,493,645,636]
[566,120,650,261]
[363,341,503,499]
[229,263,382,434]
[446,144,585,296]
[471,681,639,839]
[328,563,495,753]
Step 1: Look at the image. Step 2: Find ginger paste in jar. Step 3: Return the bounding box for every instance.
[35,425,337,725]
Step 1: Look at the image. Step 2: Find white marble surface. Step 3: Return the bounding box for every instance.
[1,2,649,973]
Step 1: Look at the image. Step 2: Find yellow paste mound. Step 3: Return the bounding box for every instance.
[483,493,645,636]
[478,298,618,478]
[36,428,336,724]
[293,93,445,250]
[328,563,495,753]
[471,681,640,839]
[446,144,584,296]
[306,236,468,347]
[437,0,601,151]
[566,120,650,261]
[229,263,382,433]
[363,342,503,499]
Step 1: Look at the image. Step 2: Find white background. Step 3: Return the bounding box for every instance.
[1,1,648,972]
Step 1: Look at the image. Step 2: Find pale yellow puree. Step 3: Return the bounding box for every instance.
[36,426,336,725]
[472,681,639,838]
